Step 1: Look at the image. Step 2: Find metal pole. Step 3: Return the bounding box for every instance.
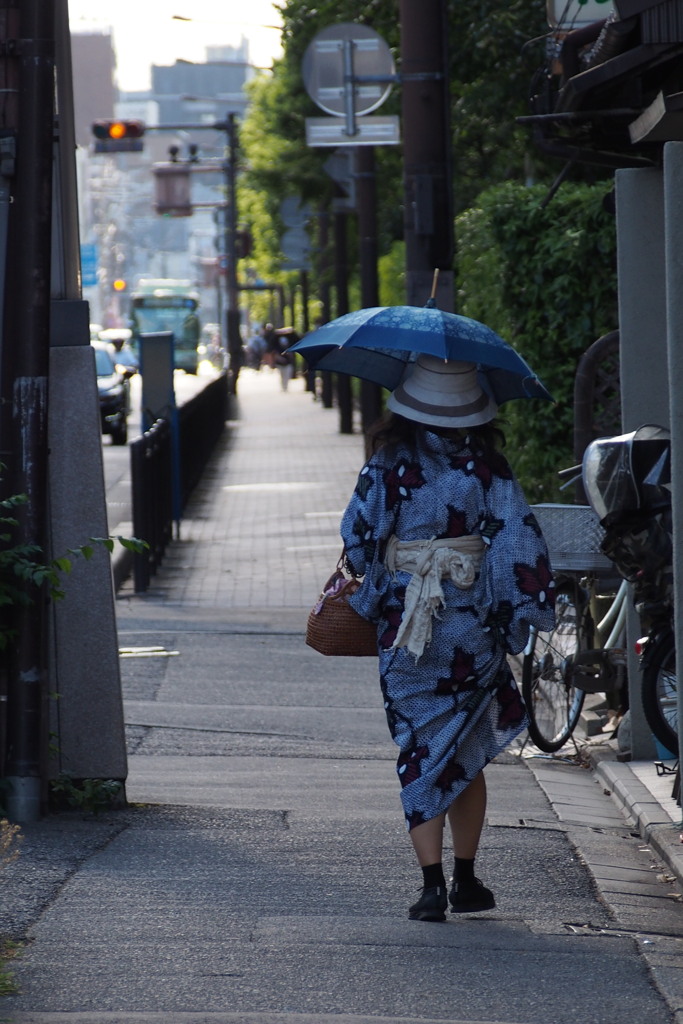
[342,40,357,139]
[53,0,80,299]
[317,207,333,408]
[334,205,353,434]
[4,0,56,822]
[224,112,242,394]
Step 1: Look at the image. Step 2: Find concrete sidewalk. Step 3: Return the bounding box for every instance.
[117,366,683,876]
[3,366,683,1023]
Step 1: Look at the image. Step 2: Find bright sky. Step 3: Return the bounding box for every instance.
[68,1,284,91]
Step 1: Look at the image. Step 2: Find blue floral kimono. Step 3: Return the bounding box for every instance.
[340,430,556,830]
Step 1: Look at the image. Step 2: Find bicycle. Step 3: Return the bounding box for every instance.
[522,425,678,756]
[521,503,628,753]
[638,623,677,757]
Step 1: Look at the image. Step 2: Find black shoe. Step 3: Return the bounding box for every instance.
[449,877,496,914]
[408,885,448,922]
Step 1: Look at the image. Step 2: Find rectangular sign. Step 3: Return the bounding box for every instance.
[306,115,400,147]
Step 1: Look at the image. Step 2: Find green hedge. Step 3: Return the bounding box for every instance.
[456,181,618,501]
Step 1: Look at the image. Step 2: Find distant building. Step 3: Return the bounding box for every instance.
[70,31,117,149]
[151,40,254,156]
[70,30,256,327]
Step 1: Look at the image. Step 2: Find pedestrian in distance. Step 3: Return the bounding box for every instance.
[340,354,556,922]
[245,326,267,370]
[261,322,279,368]
[273,327,299,391]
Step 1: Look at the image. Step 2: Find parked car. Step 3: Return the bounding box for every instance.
[93,342,128,445]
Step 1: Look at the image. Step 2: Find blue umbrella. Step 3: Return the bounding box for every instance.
[289,305,553,404]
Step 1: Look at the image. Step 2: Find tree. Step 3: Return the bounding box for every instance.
[447,0,553,211]
[238,1,568,317]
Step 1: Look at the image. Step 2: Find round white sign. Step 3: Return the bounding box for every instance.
[302,23,395,118]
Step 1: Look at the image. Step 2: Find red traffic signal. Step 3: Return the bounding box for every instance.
[92,120,145,153]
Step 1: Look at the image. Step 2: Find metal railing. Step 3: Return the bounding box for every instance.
[130,372,229,591]
[177,370,229,503]
[130,417,173,593]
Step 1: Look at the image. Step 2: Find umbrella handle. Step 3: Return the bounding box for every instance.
[430,268,439,300]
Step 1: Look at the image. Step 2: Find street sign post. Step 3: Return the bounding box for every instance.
[323,149,356,211]
[302,23,398,145]
[306,115,400,147]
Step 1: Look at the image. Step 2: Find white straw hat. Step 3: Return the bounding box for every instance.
[387,355,497,428]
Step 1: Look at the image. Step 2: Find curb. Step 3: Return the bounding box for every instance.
[589,753,683,885]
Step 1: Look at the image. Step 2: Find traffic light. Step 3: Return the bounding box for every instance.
[92,120,145,153]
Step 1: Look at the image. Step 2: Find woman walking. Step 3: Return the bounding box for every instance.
[340,355,555,921]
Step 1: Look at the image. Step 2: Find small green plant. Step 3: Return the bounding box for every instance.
[1,473,147,650]
[49,773,122,816]
[0,939,22,996]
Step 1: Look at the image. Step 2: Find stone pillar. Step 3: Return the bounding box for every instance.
[47,344,127,784]
[663,143,683,763]
[615,167,668,758]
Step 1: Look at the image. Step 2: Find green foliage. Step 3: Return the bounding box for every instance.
[49,774,122,816]
[0,475,148,651]
[448,0,555,212]
[238,1,558,325]
[457,181,618,501]
[378,240,406,306]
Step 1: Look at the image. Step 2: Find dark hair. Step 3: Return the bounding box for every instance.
[368,410,506,457]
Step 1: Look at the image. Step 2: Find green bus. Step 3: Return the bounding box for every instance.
[129,279,201,374]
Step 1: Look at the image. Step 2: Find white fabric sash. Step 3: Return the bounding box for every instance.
[385,534,485,659]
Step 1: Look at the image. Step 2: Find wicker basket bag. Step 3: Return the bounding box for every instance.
[306,563,377,657]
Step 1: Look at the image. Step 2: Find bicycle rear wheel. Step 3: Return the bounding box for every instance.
[522,578,590,752]
[641,627,678,757]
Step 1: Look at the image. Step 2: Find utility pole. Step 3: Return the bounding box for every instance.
[400,0,454,310]
[2,0,56,820]
[334,202,353,434]
[356,145,383,439]
[150,115,243,391]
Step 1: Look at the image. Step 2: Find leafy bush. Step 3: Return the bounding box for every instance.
[456,181,618,501]
[50,774,123,815]
[1,471,147,650]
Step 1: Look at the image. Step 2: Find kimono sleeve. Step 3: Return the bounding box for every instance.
[339,459,394,621]
[481,471,556,655]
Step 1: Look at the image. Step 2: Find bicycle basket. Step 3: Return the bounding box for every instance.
[531,504,611,574]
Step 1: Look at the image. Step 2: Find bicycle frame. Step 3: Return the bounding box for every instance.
[595,577,628,649]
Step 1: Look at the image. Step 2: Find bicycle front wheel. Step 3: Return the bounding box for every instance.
[522,578,589,752]
[641,627,678,757]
